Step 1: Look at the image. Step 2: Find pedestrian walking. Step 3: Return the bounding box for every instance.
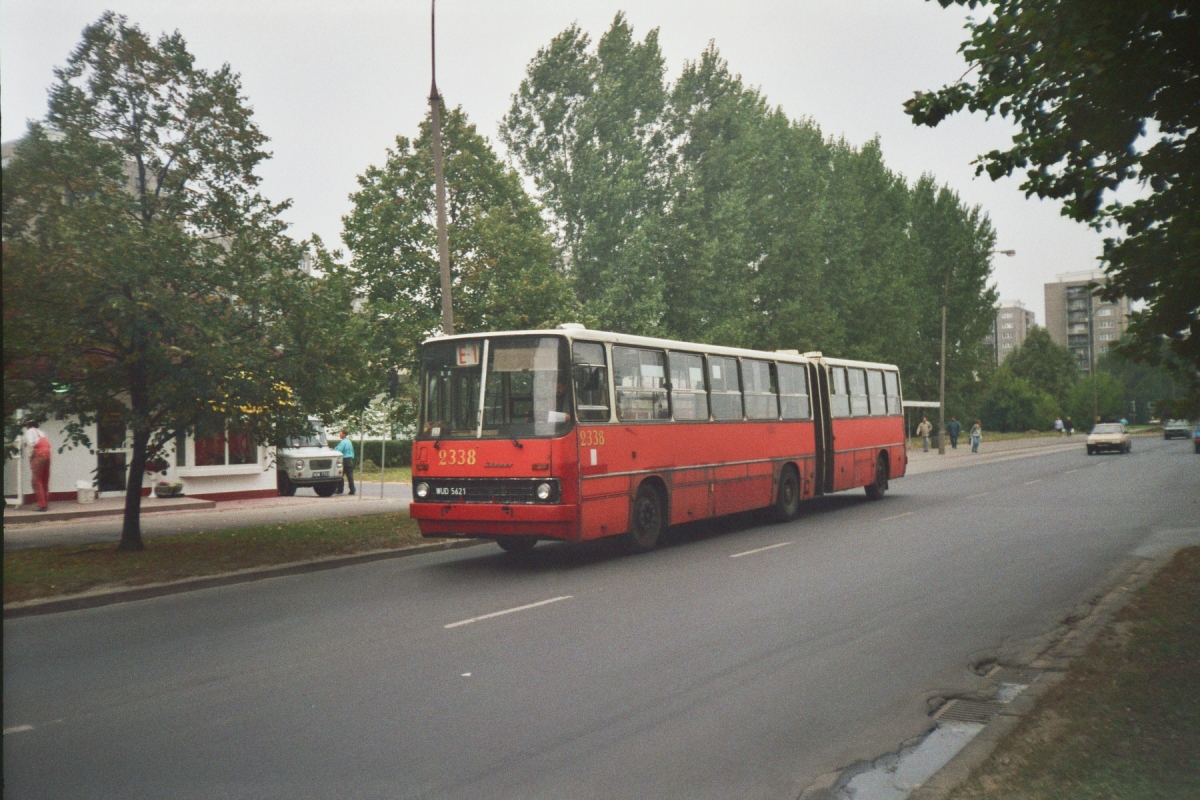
[947,416,962,449]
[334,429,356,495]
[1054,417,1064,435]
[1065,416,1074,436]
[970,419,982,453]
[916,416,933,452]
[23,420,52,511]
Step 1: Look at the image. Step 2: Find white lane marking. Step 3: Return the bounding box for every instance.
[1064,469,1082,475]
[730,542,793,558]
[444,595,573,629]
[965,492,991,500]
[879,511,914,522]
[1022,479,1042,485]
[4,725,34,735]
[461,672,471,677]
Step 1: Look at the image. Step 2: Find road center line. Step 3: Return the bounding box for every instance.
[730,542,793,558]
[1022,479,1042,485]
[444,596,573,629]
[965,492,991,500]
[1064,469,1082,475]
[3,725,34,735]
[879,511,914,522]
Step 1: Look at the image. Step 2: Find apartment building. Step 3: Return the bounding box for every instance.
[1044,270,1130,373]
[983,301,1037,364]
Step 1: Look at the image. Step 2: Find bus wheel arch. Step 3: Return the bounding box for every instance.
[865,451,889,500]
[627,478,667,553]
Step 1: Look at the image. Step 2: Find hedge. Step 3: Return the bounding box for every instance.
[355,440,413,467]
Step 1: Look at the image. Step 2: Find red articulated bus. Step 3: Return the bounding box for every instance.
[409,325,907,554]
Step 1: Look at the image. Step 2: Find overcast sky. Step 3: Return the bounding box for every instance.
[2,0,1109,325]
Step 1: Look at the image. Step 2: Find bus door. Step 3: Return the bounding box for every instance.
[808,362,834,495]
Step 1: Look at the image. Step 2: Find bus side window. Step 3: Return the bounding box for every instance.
[866,370,886,416]
[743,359,777,419]
[669,352,708,420]
[884,371,902,416]
[848,368,869,416]
[777,362,811,420]
[572,341,610,422]
[829,367,851,418]
[709,356,743,420]
[613,346,669,421]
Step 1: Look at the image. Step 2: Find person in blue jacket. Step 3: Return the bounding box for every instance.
[334,429,356,495]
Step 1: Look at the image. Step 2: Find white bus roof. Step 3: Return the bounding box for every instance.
[422,327,899,371]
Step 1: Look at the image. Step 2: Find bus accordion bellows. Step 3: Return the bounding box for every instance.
[410,325,907,554]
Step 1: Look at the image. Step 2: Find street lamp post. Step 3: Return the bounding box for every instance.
[939,249,1015,454]
[429,0,454,336]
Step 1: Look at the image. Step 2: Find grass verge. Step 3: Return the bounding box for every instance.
[3,512,437,605]
[356,465,412,484]
[947,546,1200,800]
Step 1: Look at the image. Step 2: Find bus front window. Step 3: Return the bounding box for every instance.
[421,340,484,438]
[419,336,573,439]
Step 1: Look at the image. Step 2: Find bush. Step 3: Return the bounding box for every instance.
[980,370,1058,432]
[1068,373,1125,428]
[355,440,412,467]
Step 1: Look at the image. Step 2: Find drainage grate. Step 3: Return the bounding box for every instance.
[935,699,1005,725]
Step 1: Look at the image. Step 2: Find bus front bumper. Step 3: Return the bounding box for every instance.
[409,501,579,541]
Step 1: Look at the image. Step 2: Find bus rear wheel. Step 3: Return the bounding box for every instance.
[865,454,888,500]
[774,466,801,521]
[626,484,664,553]
[496,535,537,555]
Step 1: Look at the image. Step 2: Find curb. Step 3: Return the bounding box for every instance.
[3,538,486,619]
[3,498,217,527]
[904,553,1164,800]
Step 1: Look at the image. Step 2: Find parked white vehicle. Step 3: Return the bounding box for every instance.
[277,419,344,496]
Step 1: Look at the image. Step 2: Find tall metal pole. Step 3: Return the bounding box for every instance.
[1089,289,1098,424]
[938,271,949,455]
[430,0,454,335]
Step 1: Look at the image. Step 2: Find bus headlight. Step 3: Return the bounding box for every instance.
[536,482,552,500]
[294,460,304,470]
[415,482,430,499]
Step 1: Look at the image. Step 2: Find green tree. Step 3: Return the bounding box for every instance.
[2,14,354,550]
[341,104,584,424]
[980,369,1058,432]
[502,16,1000,418]
[906,0,1200,392]
[1002,327,1079,408]
[501,14,668,333]
[1068,373,1126,427]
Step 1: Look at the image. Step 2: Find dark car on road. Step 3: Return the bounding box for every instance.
[1163,419,1193,440]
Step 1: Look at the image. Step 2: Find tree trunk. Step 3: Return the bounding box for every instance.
[117,427,150,551]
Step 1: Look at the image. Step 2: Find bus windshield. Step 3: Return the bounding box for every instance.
[419,336,574,439]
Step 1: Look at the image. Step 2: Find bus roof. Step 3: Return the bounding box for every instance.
[422,327,899,371]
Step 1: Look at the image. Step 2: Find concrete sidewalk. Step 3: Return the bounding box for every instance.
[4,495,216,526]
[3,485,413,552]
[904,433,1132,475]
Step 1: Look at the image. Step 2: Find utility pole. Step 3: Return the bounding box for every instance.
[430,0,454,335]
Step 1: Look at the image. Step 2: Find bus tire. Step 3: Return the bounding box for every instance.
[865,454,888,501]
[496,536,538,555]
[314,482,337,497]
[277,472,296,497]
[626,484,664,553]
[774,466,801,521]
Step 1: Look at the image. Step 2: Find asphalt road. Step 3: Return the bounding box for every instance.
[4,438,1197,799]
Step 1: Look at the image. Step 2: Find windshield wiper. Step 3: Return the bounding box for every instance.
[511,434,523,449]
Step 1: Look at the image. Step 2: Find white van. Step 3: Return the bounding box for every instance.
[277,419,344,496]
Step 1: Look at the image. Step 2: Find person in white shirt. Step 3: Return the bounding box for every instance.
[23,420,52,511]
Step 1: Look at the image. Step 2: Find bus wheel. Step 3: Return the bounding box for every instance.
[865,454,888,501]
[774,467,801,521]
[314,482,337,497]
[627,484,664,553]
[496,536,537,555]
[277,472,296,497]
